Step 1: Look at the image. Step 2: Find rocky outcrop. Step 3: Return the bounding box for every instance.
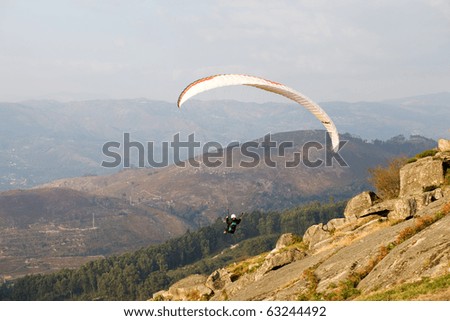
[344,191,380,219]
[254,233,306,277]
[287,151,449,251]
[360,197,417,221]
[438,139,450,152]
[151,143,450,301]
[275,233,300,249]
[358,213,450,293]
[151,233,308,301]
[153,274,212,301]
[400,157,444,198]
[302,224,331,250]
[255,247,306,280]
[205,268,240,293]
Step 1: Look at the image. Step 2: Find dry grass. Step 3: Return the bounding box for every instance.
[229,252,268,276]
[442,202,450,215]
[395,209,447,245]
[278,240,309,254]
[315,218,390,254]
[357,273,450,301]
[297,266,321,300]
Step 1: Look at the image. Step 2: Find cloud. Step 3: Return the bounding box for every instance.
[427,0,450,21]
[0,0,449,102]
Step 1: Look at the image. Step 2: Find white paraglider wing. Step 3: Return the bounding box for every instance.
[177,74,340,152]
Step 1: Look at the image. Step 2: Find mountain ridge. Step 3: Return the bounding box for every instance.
[1,92,448,190]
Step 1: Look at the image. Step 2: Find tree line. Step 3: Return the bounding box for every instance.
[0,200,345,300]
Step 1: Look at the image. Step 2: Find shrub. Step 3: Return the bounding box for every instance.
[368,157,407,199]
[395,210,448,245]
[360,273,450,301]
[415,149,438,159]
[407,149,438,163]
[442,203,450,215]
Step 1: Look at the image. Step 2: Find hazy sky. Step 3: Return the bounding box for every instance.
[1,0,449,103]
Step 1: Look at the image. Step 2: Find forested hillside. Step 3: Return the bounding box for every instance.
[0,201,345,300]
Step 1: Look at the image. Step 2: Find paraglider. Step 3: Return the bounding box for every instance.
[223,212,243,234]
[177,74,340,152]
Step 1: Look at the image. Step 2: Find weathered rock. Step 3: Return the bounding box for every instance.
[361,198,417,221]
[325,218,348,231]
[390,198,417,220]
[275,233,300,250]
[358,213,450,293]
[344,191,380,219]
[212,194,450,301]
[205,268,239,292]
[302,223,331,250]
[255,248,307,279]
[360,199,396,218]
[423,187,444,206]
[153,274,212,301]
[314,217,423,294]
[303,218,358,250]
[400,157,444,197]
[229,248,335,301]
[438,138,450,152]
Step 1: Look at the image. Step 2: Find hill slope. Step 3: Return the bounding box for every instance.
[39,131,436,224]
[0,188,188,279]
[153,144,450,301]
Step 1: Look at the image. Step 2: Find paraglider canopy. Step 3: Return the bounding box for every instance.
[177,74,340,152]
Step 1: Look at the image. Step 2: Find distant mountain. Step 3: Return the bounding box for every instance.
[323,92,450,140]
[40,131,436,224]
[0,93,448,190]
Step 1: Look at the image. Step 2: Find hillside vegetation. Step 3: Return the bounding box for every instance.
[0,201,345,300]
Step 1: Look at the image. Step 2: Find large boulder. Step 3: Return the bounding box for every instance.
[360,199,396,218]
[303,217,363,251]
[399,157,444,197]
[438,139,450,152]
[390,198,417,220]
[153,274,212,301]
[275,233,301,250]
[360,198,417,221]
[302,223,331,250]
[323,218,349,232]
[205,268,239,292]
[255,248,307,279]
[344,191,380,219]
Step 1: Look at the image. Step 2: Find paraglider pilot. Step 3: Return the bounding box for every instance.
[224,213,242,234]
